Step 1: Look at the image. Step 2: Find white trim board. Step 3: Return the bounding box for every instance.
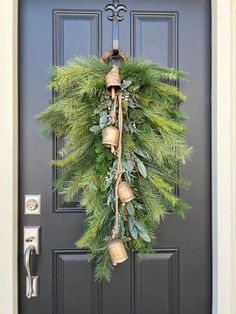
[212,0,236,313]
[0,0,235,313]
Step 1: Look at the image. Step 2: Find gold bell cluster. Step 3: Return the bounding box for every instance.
[102,65,121,155]
[102,64,135,267]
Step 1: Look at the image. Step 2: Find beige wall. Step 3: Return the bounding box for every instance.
[0,0,18,313]
[0,0,236,313]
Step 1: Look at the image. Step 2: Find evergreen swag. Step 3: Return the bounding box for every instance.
[37,57,192,281]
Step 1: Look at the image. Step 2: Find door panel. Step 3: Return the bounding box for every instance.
[53,9,102,212]
[19,1,211,313]
[131,12,177,67]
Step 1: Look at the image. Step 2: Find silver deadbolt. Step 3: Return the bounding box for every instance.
[25,195,41,214]
[26,199,38,210]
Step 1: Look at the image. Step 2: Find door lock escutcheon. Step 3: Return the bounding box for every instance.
[25,195,41,214]
[24,226,40,254]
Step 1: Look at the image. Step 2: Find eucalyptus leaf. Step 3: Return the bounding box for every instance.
[121,80,132,89]
[124,172,131,183]
[99,110,108,129]
[119,218,125,238]
[128,217,138,240]
[136,158,147,178]
[90,125,100,134]
[138,230,151,243]
[134,220,146,232]
[134,150,147,158]
[126,202,135,216]
[128,100,140,108]
[107,191,114,206]
[133,201,145,211]
[123,160,135,172]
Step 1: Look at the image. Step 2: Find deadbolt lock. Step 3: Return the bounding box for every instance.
[26,199,38,210]
[25,195,41,214]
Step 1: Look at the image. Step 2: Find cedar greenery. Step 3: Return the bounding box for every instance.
[37,57,191,281]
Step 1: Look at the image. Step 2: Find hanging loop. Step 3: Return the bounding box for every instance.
[100,49,128,63]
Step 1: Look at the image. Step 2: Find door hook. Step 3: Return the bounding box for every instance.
[105,0,127,56]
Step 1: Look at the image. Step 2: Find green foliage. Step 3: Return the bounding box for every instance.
[37,57,191,281]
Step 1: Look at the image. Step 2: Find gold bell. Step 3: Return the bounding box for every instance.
[105,65,121,99]
[118,181,135,204]
[102,126,119,153]
[108,239,128,266]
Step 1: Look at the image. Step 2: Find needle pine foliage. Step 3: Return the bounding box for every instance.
[37,57,191,281]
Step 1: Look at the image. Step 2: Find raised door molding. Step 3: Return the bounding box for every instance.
[52,9,102,213]
[130,11,177,67]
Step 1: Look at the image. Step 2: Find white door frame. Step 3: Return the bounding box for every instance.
[212,1,236,313]
[0,0,235,313]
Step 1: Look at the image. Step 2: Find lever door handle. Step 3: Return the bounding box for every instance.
[24,245,35,298]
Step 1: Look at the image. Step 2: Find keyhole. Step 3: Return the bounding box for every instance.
[26,199,38,211]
